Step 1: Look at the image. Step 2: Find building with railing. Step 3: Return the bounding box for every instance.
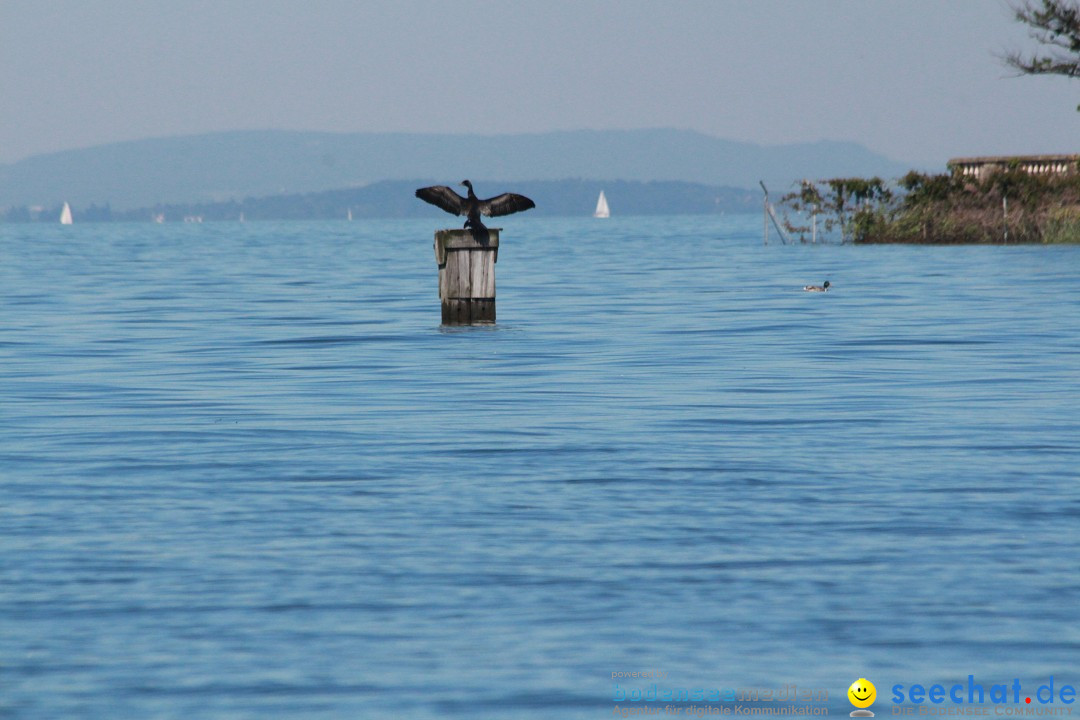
[947,154,1080,182]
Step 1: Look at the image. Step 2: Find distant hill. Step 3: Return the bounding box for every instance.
[0,129,912,212]
[95,179,755,222]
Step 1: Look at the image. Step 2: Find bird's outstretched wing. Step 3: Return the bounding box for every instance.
[479,193,536,218]
[415,185,468,216]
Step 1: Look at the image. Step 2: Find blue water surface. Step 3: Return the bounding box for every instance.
[2,217,1079,719]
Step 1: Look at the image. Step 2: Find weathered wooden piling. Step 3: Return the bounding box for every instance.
[434,228,499,325]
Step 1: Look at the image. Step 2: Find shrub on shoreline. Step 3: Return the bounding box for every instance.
[780,165,1080,244]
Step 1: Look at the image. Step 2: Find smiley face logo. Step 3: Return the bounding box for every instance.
[848,678,876,709]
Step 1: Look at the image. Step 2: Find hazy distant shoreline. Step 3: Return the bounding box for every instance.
[2,179,762,223]
[0,129,913,215]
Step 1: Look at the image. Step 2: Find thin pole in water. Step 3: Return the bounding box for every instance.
[760,181,791,245]
[760,181,769,245]
[1003,193,1009,243]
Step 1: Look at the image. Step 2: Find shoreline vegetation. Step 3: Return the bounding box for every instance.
[779,159,1080,245]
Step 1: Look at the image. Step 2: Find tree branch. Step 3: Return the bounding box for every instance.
[1004,0,1080,80]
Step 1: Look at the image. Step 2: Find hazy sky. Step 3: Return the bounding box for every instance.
[1,0,1076,167]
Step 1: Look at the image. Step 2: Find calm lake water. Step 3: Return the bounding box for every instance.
[2,217,1079,719]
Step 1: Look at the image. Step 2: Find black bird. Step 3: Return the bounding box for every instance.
[415,180,535,238]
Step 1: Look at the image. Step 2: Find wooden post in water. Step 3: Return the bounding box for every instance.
[434,228,499,325]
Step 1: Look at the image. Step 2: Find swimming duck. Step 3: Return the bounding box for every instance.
[803,280,830,292]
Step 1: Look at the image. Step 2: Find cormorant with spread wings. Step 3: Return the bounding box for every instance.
[415,180,535,236]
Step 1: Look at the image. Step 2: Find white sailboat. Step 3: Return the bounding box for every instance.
[347,208,353,221]
[594,191,610,218]
[59,202,73,225]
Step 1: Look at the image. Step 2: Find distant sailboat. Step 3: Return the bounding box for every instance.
[594,191,610,218]
[59,202,73,225]
[347,208,353,221]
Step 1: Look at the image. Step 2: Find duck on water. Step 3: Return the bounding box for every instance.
[415,180,535,240]
[803,280,830,292]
